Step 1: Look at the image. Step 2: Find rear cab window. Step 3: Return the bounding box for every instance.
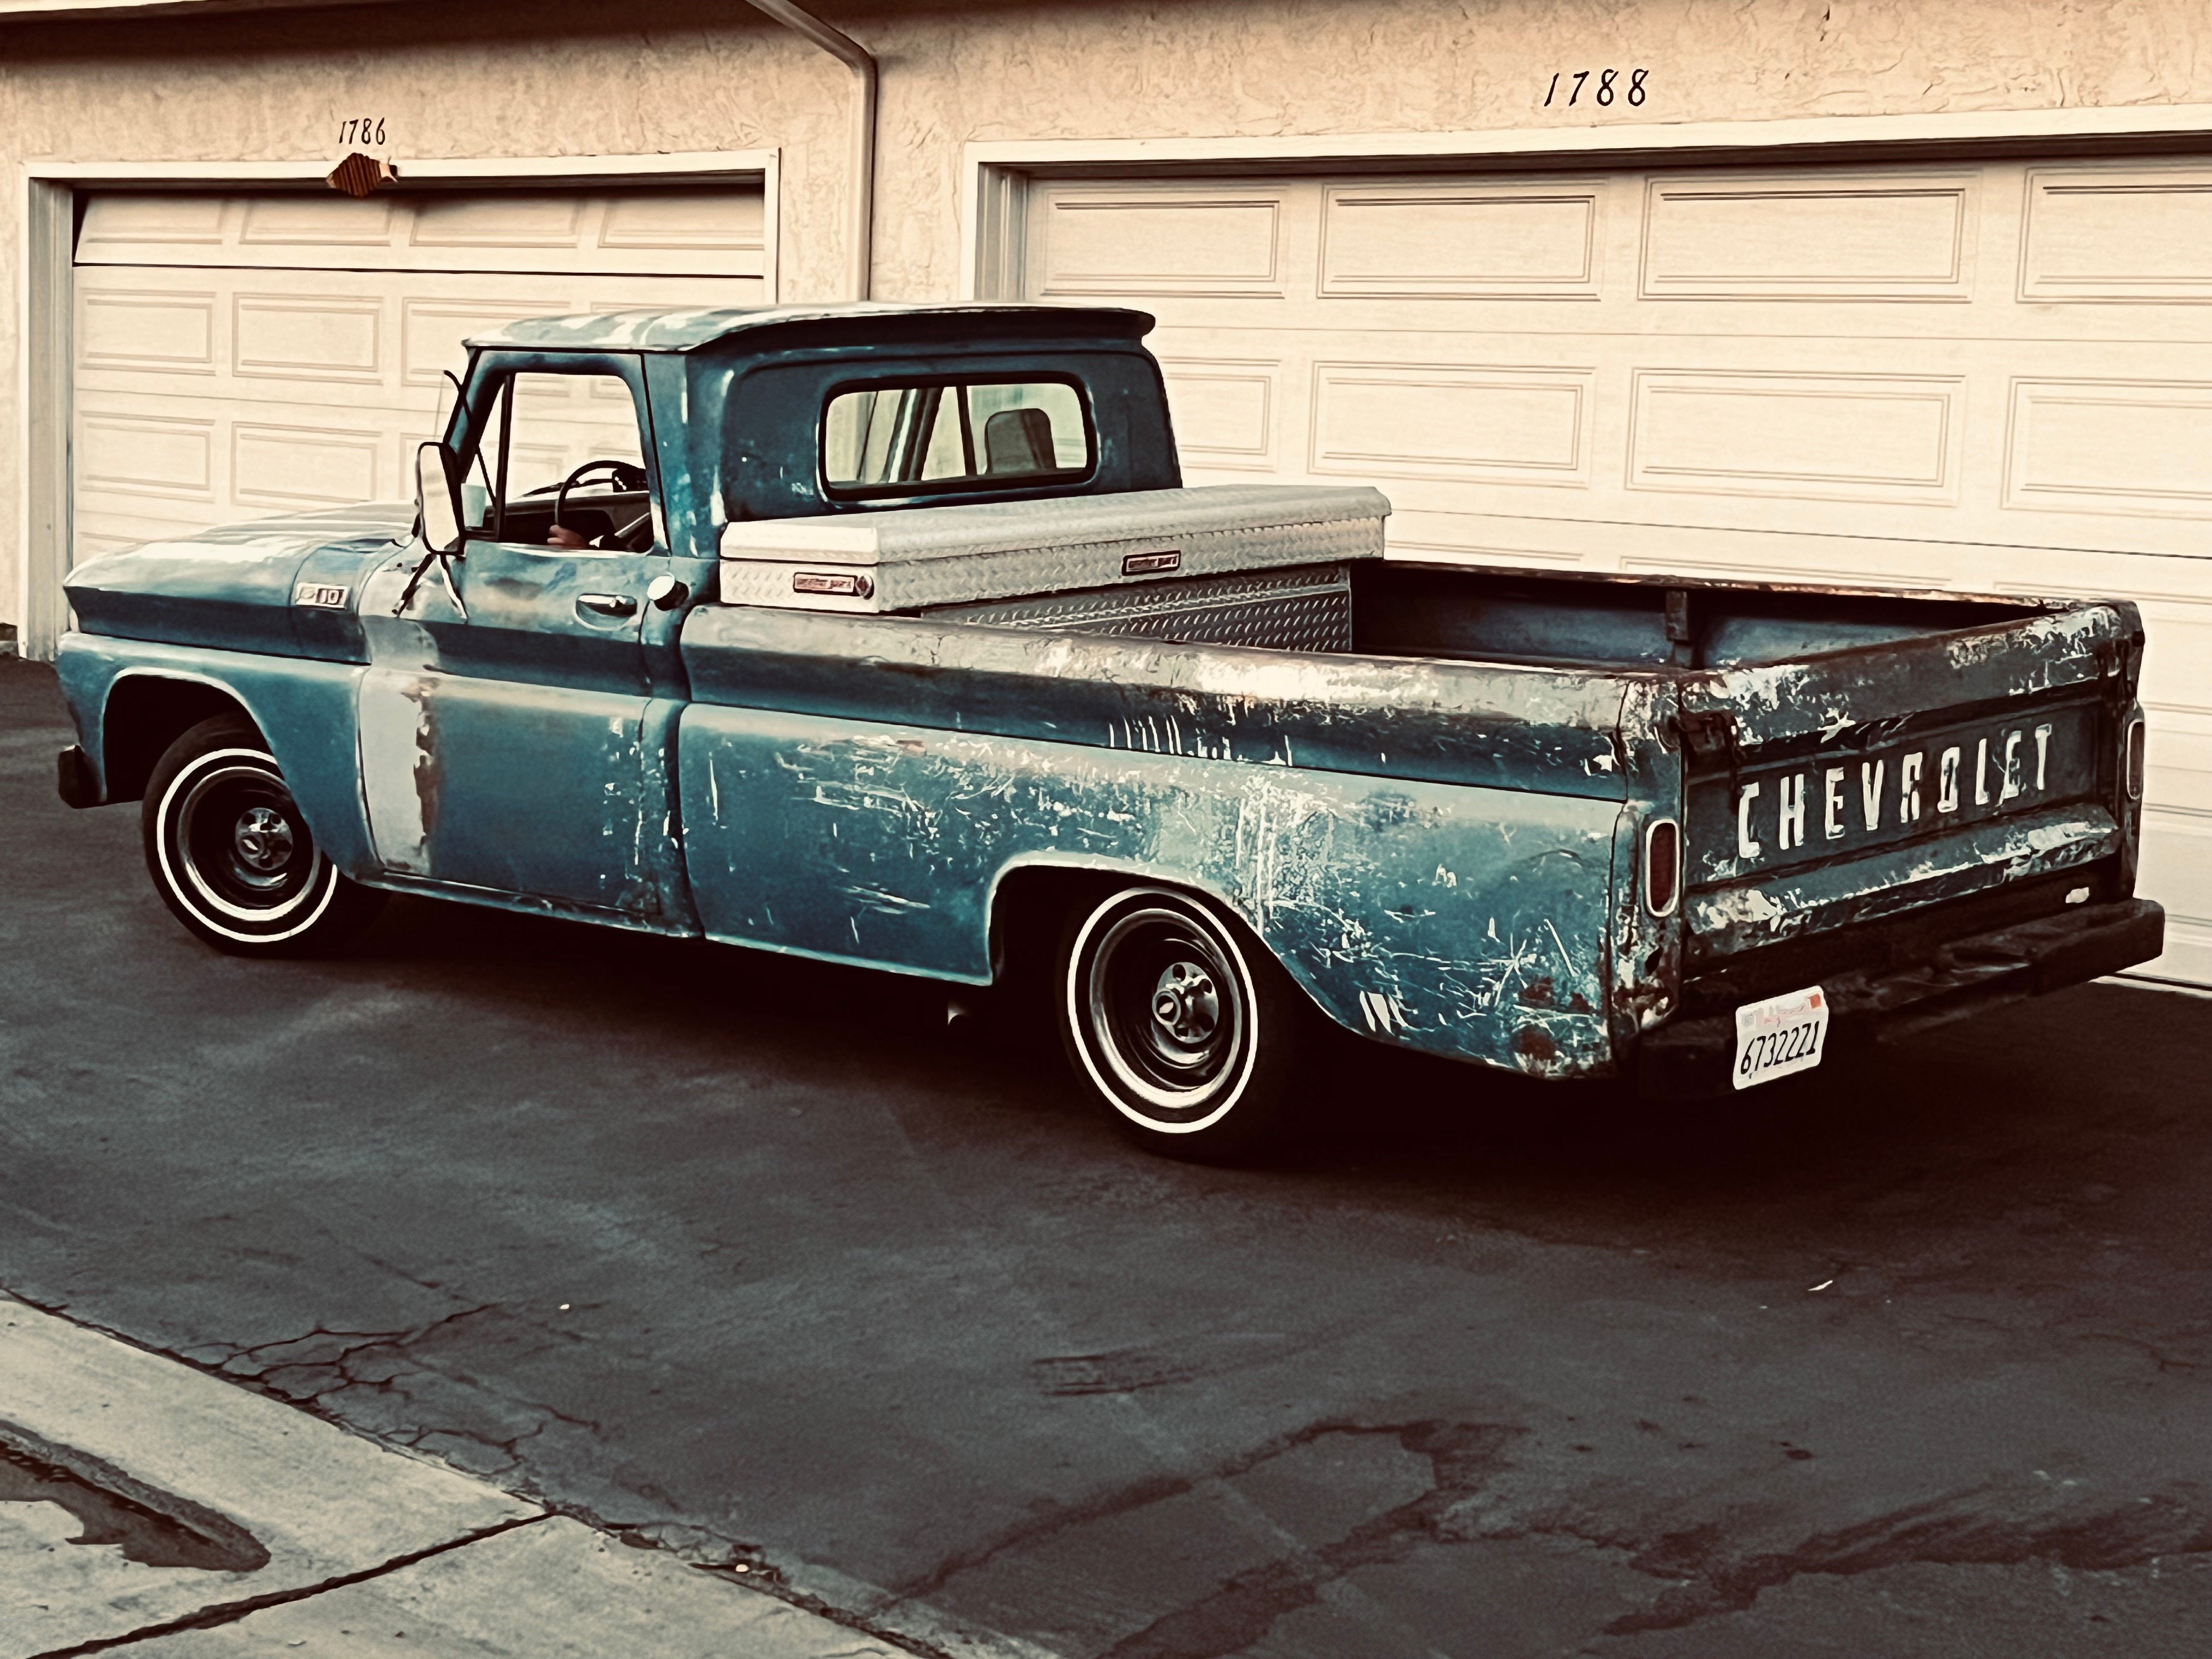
[822,379,1092,499]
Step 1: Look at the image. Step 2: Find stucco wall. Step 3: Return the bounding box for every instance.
[7,0,2212,627]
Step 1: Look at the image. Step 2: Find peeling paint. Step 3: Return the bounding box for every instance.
[679,706,1619,1076]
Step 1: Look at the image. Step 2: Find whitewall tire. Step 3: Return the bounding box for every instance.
[141,715,383,957]
[1058,885,1310,1161]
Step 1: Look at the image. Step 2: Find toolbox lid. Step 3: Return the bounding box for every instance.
[716,484,1389,613]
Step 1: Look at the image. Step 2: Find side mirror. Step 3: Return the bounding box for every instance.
[415,442,465,554]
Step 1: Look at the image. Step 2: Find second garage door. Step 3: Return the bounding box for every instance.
[71,183,768,559]
[1022,159,2212,986]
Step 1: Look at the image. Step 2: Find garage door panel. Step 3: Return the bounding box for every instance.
[76,194,227,257]
[2137,811,2212,985]
[2147,710,2212,816]
[1626,370,1963,503]
[77,285,219,375]
[1033,186,1294,299]
[1310,360,1595,486]
[1155,357,1281,471]
[1319,182,1608,299]
[2129,597,2212,721]
[80,188,765,280]
[597,189,768,255]
[1639,172,1978,301]
[232,293,386,385]
[231,424,386,510]
[2021,166,2212,303]
[77,409,217,504]
[2003,377,2212,517]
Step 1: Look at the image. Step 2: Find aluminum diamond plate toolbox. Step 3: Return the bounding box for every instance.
[716,484,1388,613]
[926,562,1355,652]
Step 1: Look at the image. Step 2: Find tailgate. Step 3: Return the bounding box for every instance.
[1677,599,2141,963]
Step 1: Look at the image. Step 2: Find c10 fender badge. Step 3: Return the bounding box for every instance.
[793,571,874,598]
[1122,549,1182,575]
[292,582,351,609]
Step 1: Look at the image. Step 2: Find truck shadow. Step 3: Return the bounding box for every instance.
[351,893,2209,1264]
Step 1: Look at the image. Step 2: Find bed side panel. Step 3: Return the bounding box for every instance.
[678,705,1620,1077]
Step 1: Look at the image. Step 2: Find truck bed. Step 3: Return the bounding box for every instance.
[926,556,2054,672]
[675,552,2140,1080]
[1344,561,2051,672]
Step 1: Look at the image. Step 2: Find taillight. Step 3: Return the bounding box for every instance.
[1644,817,1681,918]
[2125,717,2147,801]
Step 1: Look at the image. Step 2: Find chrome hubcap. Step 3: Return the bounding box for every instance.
[1150,960,1220,1046]
[1077,898,1251,1126]
[232,806,294,874]
[167,754,320,922]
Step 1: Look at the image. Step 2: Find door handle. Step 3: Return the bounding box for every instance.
[577,592,638,619]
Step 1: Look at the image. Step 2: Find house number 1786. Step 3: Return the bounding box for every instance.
[1545,68,1647,107]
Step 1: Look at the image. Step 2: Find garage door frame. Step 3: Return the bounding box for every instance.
[15,146,780,661]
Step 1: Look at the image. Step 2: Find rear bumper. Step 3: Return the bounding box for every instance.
[1635,898,2165,1100]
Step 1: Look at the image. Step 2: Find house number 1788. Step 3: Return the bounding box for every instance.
[1545,68,1647,106]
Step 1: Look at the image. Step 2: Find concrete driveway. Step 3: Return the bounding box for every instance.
[3,655,2207,1658]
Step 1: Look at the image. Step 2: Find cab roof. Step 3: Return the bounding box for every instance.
[466,301,1156,354]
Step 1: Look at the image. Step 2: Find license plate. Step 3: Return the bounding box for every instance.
[1733,985,1829,1091]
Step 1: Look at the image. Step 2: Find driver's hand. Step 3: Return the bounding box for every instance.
[546,523,589,550]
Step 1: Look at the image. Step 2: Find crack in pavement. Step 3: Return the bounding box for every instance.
[33,1514,549,1659]
[1098,1421,1519,1659]
[2,1285,953,1659]
[890,1412,2212,1659]
[1594,1478,2212,1635]
[188,1304,612,1480]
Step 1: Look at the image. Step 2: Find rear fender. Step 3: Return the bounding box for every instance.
[678,703,1622,1078]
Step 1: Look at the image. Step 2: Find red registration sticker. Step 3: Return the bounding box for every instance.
[1732,985,1829,1091]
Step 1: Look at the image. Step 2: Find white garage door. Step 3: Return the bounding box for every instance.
[1023,159,2212,987]
[71,184,767,555]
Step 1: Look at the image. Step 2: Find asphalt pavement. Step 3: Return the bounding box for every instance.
[3,654,2208,1658]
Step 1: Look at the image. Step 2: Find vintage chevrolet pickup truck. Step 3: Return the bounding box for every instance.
[54,303,2163,1157]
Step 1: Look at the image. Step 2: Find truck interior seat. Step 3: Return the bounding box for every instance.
[984,407,1056,475]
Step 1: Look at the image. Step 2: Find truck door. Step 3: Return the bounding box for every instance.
[356,353,692,927]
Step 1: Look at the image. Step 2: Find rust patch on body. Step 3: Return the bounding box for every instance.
[1514,1026,1559,1064]
[409,684,443,844]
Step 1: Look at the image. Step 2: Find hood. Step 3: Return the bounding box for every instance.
[65,503,413,659]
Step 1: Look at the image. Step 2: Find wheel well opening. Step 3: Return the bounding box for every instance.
[101,680,262,804]
[988,866,1124,987]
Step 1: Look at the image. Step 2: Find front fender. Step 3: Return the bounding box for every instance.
[55,635,375,876]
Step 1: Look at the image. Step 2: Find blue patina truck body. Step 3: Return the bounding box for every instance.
[53,303,2164,1119]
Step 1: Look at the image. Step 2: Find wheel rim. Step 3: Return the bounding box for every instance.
[1072,893,1259,1132]
[156,748,340,940]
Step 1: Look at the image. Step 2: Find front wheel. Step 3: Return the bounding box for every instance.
[1058,885,1310,1162]
[141,715,383,957]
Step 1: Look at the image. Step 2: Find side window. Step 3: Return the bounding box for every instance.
[467,370,655,551]
[822,380,1091,498]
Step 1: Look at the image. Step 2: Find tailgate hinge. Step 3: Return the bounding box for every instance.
[1673,709,1740,764]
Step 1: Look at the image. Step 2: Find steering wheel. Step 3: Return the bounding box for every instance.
[552,459,651,550]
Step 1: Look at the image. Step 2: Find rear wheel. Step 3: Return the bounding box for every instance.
[1058,885,1309,1161]
[141,715,383,957]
